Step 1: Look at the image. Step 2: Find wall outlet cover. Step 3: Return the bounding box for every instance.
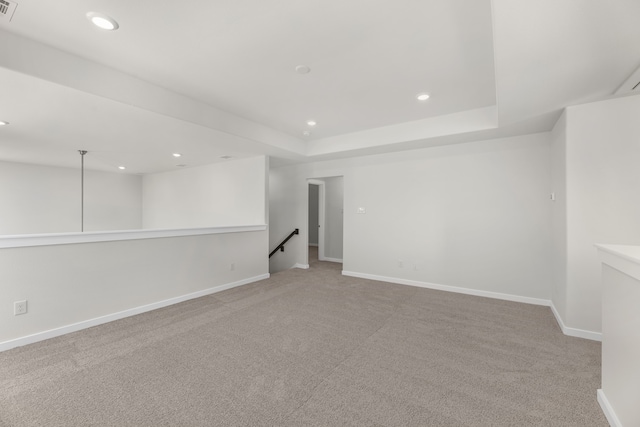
[14,300,27,315]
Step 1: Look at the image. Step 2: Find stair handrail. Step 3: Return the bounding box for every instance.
[269,229,299,258]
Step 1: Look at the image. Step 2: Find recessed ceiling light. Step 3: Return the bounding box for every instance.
[87,12,119,31]
[416,93,430,101]
[118,166,126,170]
[295,65,311,74]
[172,153,182,157]
[306,120,317,127]
[0,121,9,126]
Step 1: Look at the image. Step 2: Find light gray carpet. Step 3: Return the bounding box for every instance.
[0,248,606,426]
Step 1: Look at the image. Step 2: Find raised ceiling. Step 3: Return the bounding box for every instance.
[0,0,639,173]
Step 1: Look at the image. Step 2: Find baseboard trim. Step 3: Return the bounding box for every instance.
[294,263,310,269]
[342,271,550,306]
[321,257,343,263]
[597,389,622,427]
[0,273,270,353]
[549,302,602,342]
[308,243,318,247]
[342,270,603,342]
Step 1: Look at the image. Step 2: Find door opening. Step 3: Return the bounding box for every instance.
[308,180,324,266]
[307,177,343,266]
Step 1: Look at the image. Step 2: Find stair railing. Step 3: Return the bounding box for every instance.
[269,229,299,258]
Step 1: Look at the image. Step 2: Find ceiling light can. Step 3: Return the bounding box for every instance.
[0,121,9,126]
[416,93,430,101]
[306,120,317,127]
[87,12,119,31]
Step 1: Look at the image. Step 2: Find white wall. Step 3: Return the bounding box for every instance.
[0,160,142,235]
[0,230,268,347]
[550,112,568,322]
[1,155,272,349]
[318,176,344,260]
[270,133,552,301]
[269,166,301,272]
[562,94,640,333]
[142,156,267,229]
[599,255,640,427]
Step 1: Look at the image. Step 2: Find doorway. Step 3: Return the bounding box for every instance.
[308,177,343,266]
[308,180,324,265]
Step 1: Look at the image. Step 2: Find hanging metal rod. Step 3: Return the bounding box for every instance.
[79,150,87,232]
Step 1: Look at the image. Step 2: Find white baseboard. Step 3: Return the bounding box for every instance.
[294,263,310,269]
[597,389,622,427]
[342,271,551,306]
[320,257,343,263]
[549,302,602,342]
[0,273,270,353]
[342,270,603,342]
[308,243,318,247]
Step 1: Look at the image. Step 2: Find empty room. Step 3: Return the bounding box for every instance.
[1,1,639,425]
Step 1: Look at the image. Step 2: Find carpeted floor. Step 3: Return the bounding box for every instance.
[0,249,607,426]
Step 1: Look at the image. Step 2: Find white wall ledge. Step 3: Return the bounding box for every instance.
[0,225,267,249]
[596,244,640,282]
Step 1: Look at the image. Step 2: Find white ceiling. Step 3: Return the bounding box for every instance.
[0,0,639,173]
[0,67,299,173]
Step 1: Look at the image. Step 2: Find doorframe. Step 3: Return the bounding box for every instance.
[308,179,326,261]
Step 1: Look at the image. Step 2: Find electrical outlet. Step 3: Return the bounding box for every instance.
[14,300,27,316]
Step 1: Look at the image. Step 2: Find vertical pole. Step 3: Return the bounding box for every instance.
[79,150,87,232]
